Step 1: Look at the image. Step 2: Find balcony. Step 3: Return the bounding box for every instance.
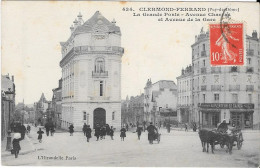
[211,85,221,91]
[229,85,240,91]
[230,66,239,73]
[92,71,108,78]
[201,50,207,57]
[211,67,221,74]
[201,67,207,74]
[201,85,207,91]
[246,85,254,92]
[246,67,254,73]
[247,49,254,56]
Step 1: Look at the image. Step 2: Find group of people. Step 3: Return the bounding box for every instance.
[93,124,114,141]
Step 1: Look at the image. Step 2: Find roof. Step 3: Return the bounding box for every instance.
[154,80,177,90]
[61,11,121,47]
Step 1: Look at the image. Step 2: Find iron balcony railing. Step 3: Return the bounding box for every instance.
[247,49,254,56]
[229,85,240,91]
[201,85,207,91]
[246,85,254,92]
[201,50,207,57]
[211,67,221,73]
[211,85,221,91]
[92,71,108,78]
[246,67,254,73]
[201,67,207,74]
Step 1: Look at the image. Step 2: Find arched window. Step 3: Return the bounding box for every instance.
[95,58,105,73]
[83,112,86,120]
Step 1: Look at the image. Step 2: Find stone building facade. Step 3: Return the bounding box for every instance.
[60,11,123,131]
[144,79,178,124]
[52,79,62,128]
[177,65,193,123]
[1,74,15,140]
[190,29,260,129]
[121,94,144,126]
[34,93,49,125]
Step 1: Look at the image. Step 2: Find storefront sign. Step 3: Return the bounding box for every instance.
[199,103,254,109]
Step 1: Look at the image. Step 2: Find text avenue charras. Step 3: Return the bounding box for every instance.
[38,156,76,160]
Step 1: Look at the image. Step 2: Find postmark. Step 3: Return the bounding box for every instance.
[210,9,244,66]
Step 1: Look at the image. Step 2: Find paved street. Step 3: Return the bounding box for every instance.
[2,126,259,167]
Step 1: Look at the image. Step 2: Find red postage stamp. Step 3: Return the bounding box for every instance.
[210,23,244,66]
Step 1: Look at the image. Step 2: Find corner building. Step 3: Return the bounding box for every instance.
[191,29,260,129]
[60,12,124,131]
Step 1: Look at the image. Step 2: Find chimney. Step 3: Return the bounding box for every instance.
[77,12,83,25]
[111,18,116,25]
[252,30,258,39]
[73,19,78,29]
[12,75,14,82]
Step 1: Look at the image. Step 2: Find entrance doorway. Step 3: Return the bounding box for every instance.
[93,108,106,128]
[231,112,242,128]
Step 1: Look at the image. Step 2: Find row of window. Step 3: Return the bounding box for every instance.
[198,93,253,104]
[82,111,115,121]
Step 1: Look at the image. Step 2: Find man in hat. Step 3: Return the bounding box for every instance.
[217,119,228,133]
[146,122,158,144]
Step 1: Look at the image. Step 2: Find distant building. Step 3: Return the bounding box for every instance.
[144,79,178,124]
[60,12,124,130]
[52,79,62,128]
[34,93,49,125]
[188,29,260,129]
[1,74,15,140]
[121,94,144,126]
[177,65,193,123]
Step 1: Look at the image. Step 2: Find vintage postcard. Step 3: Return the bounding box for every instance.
[1,1,260,167]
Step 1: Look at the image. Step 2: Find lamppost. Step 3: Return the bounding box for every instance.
[3,89,14,151]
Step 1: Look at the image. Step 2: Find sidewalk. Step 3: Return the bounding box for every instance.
[1,133,36,157]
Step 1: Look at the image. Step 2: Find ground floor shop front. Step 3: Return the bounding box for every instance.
[199,103,255,129]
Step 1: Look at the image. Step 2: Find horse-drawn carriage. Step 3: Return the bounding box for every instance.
[199,126,244,154]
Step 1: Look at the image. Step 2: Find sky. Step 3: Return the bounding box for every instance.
[1,1,259,104]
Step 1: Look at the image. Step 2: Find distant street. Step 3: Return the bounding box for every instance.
[2,125,259,167]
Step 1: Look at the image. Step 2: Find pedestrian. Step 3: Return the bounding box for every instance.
[193,122,197,132]
[37,128,44,143]
[185,123,188,132]
[94,124,101,141]
[136,125,143,140]
[126,124,129,131]
[106,124,110,135]
[85,125,92,142]
[45,122,50,136]
[50,125,55,136]
[166,122,171,133]
[100,126,106,140]
[82,123,87,136]
[159,121,162,129]
[120,126,126,141]
[69,124,74,136]
[10,121,14,132]
[26,125,31,134]
[147,122,157,144]
[12,131,22,158]
[143,121,146,132]
[20,124,26,140]
[109,126,114,140]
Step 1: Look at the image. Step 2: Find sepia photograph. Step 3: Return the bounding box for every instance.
[1,1,260,167]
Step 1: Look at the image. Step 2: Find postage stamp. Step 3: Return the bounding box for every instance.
[210,23,244,66]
